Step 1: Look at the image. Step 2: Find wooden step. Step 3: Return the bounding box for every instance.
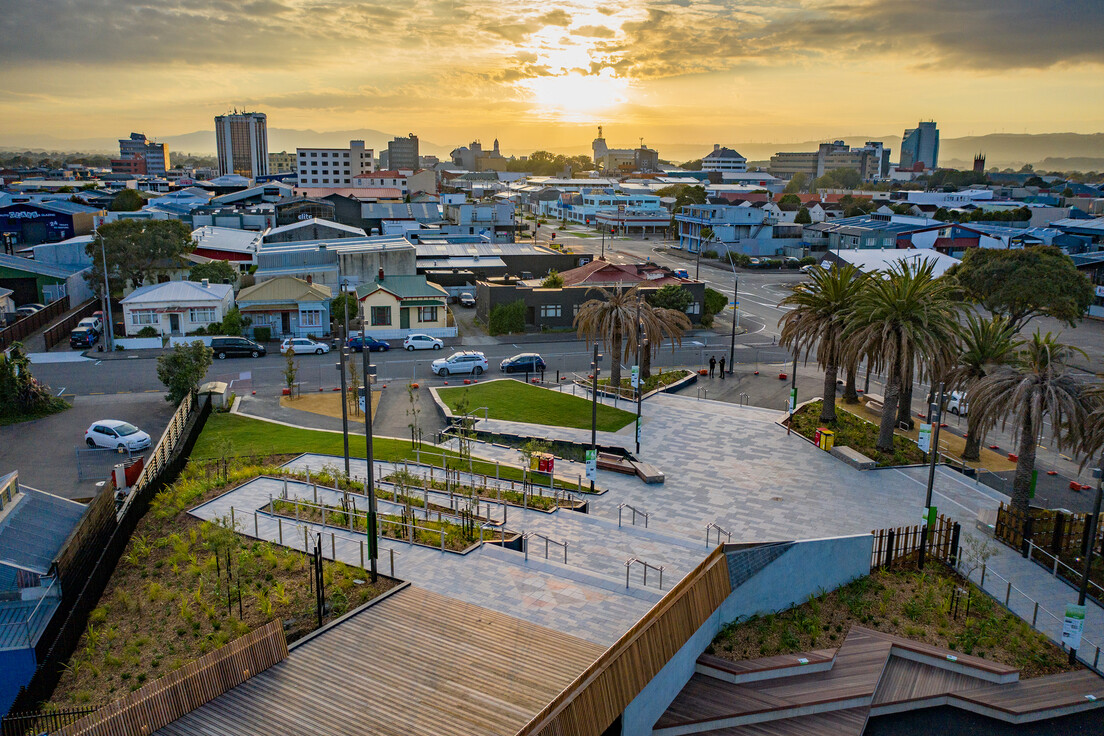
[696,650,836,685]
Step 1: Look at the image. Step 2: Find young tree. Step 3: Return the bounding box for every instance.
[283,346,299,396]
[647,284,693,313]
[947,247,1094,329]
[540,270,564,288]
[406,384,422,449]
[86,219,194,295]
[346,356,361,417]
[189,259,238,285]
[156,340,213,405]
[793,207,812,225]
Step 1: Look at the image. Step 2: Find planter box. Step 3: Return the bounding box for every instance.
[831,445,877,470]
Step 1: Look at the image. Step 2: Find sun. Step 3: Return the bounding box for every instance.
[517,69,630,122]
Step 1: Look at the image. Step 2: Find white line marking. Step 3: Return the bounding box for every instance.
[57,387,66,396]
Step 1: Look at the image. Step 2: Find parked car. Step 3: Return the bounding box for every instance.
[281,337,331,355]
[14,303,44,318]
[346,335,390,353]
[403,334,444,351]
[85,420,152,452]
[77,316,102,335]
[211,337,266,359]
[500,353,546,374]
[946,391,969,416]
[432,351,488,376]
[799,264,817,274]
[458,292,476,307]
[747,258,761,267]
[69,327,98,349]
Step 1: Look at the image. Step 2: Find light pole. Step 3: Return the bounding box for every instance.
[98,228,114,351]
[634,295,644,455]
[590,342,600,493]
[919,382,944,569]
[728,259,738,374]
[362,333,378,582]
[338,268,350,478]
[1071,451,1104,665]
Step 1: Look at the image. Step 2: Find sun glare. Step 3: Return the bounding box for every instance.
[517,70,629,121]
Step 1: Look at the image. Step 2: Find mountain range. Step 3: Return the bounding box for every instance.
[1,130,1102,172]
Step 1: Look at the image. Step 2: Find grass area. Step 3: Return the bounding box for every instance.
[599,368,691,395]
[707,565,1076,679]
[0,396,69,426]
[192,413,587,492]
[789,400,925,467]
[437,380,635,432]
[48,459,397,709]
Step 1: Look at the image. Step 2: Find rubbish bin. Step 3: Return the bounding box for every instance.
[530,455,540,471]
[814,428,824,446]
[820,429,835,451]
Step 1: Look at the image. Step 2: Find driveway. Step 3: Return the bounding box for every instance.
[0,393,178,500]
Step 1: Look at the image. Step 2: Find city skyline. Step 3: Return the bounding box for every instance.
[0,1,1102,153]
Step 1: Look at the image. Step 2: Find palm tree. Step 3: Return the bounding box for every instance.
[971,332,1089,511]
[778,263,865,423]
[844,259,962,452]
[945,313,1019,461]
[634,303,692,379]
[574,284,640,387]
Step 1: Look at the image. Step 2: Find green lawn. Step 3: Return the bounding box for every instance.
[436,380,635,432]
[789,400,925,467]
[192,413,584,490]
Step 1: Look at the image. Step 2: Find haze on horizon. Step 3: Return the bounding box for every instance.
[2,0,1102,155]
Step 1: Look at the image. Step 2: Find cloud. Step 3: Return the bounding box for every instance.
[571,25,616,39]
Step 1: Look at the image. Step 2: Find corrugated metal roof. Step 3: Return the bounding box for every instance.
[355,275,448,300]
[0,488,86,575]
[121,280,233,304]
[0,253,86,279]
[237,276,332,304]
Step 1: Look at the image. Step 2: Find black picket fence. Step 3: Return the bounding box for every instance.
[1,706,96,736]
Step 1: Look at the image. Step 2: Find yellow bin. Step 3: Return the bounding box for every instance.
[819,429,835,451]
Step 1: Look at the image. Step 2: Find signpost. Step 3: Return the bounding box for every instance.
[585,449,597,481]
[917,423,933,453]
[630,365,640,388]
[1062,604,1086,651]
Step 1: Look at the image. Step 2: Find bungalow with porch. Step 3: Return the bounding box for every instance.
[235,276,333,340]
[355,272,450,339]
[119,279,233,336]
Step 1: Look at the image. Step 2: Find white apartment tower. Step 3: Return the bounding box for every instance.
[215,111,269,178]
[295,140,375,188]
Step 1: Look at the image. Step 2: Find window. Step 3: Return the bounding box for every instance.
[310,152,317,157]
[540,304,561,318]
[688,302,701,315]
[573,304,581,317]
[418,306,438,322]
[301,310,322,328]
[371,306,391,326]
[189,307,216,323]
[131,310,156,325]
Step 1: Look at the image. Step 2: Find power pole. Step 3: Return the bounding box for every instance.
[362,331,378,582]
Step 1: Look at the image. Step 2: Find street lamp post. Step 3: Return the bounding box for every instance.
[634,295,643,455]
[919,382,945,570]
[362,337,378,583]
[1071,451,1104,665]
[728,259,738,374]
[590,342,600,493]
[98,230,114,351]
[338,269,350,478]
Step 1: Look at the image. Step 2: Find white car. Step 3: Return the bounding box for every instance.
[403,334,443,351]
[85,420,152,452]
[77,316,103,335]
[432,351,487,376]
[946,390,969,416]
[281,337,331,355]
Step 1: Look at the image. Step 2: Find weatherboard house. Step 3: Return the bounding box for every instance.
[355,271,450,339]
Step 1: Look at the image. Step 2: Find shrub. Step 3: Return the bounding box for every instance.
[252,326,272,343]
[488,300,526,335]
[700,313,714,327]
[785,259,801,269]
[702,249,719,260]
[136,326,158,338]
[703,287,728,316]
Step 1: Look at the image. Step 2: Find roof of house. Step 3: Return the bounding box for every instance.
[292,187,402,200]
[355,275,448,300]
[120,280,234,304]
[237,276,332,304]
[559,259,691,288]
[703,146,746,161]
[0,485,86,575]
[828,248,960,276]
[264,218,366,238]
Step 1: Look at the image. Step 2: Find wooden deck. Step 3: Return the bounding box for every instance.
[653,626,1104,735]
[155,584,604,736]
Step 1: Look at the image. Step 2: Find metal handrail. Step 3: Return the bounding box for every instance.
[706,522,732,546]
[625,557,665,590]
[618,503,649,528]
[0,575,60,651]
[523,532,568,564]
[1025,539,1104,599]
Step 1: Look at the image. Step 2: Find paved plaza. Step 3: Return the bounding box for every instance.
[213,392,1104,658]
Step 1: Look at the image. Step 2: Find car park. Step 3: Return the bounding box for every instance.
[85,420,152,452]
[500,353,546,374]
[280,337,331,355]
[347,335,390,352]
[69,327,97,349]
[458,293,476,307]
[432,351,488,376]
[211,337,266,359]
[403,334,444,351]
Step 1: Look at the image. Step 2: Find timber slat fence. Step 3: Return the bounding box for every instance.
[0,295,70,350]
[55,620,287,736]
[996,502,1101,557]
[871,514,960,571]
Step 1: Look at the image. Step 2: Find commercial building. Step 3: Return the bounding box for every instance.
[0,201,103,245]
[387,134,420,171]
[118,133,169,175]
[900,121,939,170]
[296,140,374,188]
[450,140,508,172]
[268,151,297,173]
[214,111,269,178]
[591,126,638,172]
[701,144,747,174]
[253,236,416,289]
[352,170,435,198]
[769,141,887,181]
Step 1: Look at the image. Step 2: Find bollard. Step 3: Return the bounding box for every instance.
[390,548,395,577]
[1004,581,1011,606]
[282,478,288,498]
[360,540,365,570]
[254,511,258,538]
[1032,601,1039,627]
[230,506,235,530]
[278,517,283,545]
[440,528,445,552]
[304,526,309,552]
[313,482,318,503]
[331,533,336,560]
[980,564,986,588]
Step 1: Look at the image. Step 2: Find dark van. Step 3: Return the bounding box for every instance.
[70,327,97,349]
[211,337,266,359]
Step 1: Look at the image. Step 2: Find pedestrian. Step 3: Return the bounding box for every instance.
[709,355,717,378]
[719,357,726,378]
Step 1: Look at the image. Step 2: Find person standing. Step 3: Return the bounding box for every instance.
[709,355,717,378]
[719,356,726,379]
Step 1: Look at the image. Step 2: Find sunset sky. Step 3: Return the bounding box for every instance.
[2,0,1102,153]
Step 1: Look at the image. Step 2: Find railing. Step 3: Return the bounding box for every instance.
[967,559,1103,675]
[625,557,664,590]
[1,706,97,736]
[871,514,960,570]
[618,503,649,528]
[524,532,568,564]
[0,294,70,351]
[696,387,707,401]
[1025,538,1104,603]
[705,522,732,546]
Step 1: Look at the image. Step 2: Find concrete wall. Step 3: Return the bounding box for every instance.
[620,534,874,735]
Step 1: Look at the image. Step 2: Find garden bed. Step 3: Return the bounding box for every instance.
[47,459,397,710]
[707,564,1077,679]
[597,368,693,395]
[788,400,925,467]
[436,379,635,432]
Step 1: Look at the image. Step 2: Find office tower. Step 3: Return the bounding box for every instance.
[387,133,419,171]
[215,111,269,178]
[900,121,939,170]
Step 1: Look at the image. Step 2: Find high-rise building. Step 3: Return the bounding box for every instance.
[900,121,939,170]
[295,140,375,187]
[973,154,986,174]
[215,111,269,178]
[387,133,419,171]
[118,133,169,175]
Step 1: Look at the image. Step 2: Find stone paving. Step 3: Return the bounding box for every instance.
[207,391,1104,659]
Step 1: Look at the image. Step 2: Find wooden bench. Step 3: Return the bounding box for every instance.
[864,393,886,414]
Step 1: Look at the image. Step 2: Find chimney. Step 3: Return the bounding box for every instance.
[201,278,209,288]
[378,268,385,281]
[306,275,312,285]
[714,144,720,152]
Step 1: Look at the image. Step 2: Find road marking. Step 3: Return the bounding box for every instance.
[95,360,103,366]
[56,387,66,396]
[90,392,104,395]
[117,390,132,394]
[144,389,160,393]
